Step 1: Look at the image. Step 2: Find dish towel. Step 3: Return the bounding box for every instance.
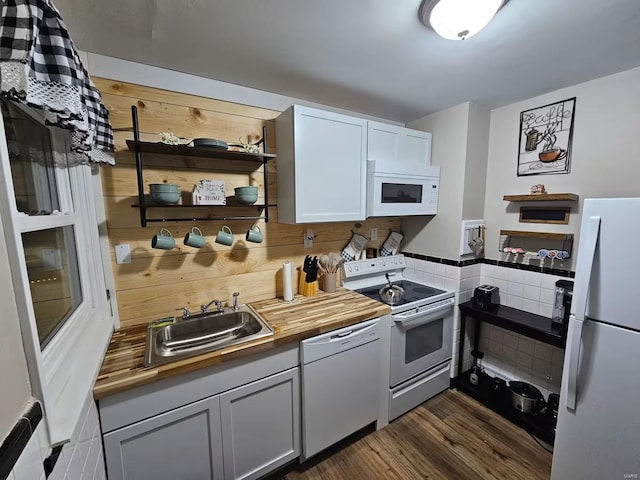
[379,232,403,257]
[341,233,368,262]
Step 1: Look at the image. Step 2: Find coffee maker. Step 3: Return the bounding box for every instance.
[552,280,573,335]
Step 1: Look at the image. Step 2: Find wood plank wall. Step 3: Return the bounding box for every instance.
[96,79,402,328]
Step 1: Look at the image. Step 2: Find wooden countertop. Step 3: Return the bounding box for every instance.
[93,288,390,399]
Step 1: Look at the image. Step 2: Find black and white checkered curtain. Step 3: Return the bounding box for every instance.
[0,0,114,165]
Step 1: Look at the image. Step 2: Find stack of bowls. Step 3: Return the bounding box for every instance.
[149,183,181,204]
[234,186,258,205]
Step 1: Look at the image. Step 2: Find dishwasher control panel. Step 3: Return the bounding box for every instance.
[300,318,381,364]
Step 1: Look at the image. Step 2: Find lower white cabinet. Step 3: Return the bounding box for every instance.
[220,368,300,480]
[102,367,300,480]
[103,396,224,480]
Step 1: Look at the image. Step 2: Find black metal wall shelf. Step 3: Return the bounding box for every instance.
[128,105,274,227]
[451,301,566,445]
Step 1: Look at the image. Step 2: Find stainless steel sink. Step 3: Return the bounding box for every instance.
[144,305,274,367]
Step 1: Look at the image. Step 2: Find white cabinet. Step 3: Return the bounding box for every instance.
[367,121,432,176]
[276,105,368,223]
[103,396,224,480]
[220,368,300,480]
[101,351,300,480]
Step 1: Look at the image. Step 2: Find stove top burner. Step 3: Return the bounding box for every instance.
[355,280,446,307]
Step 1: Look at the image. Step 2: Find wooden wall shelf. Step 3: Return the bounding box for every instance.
[503,193,578,202]
[127,105,274,227]
[500,230,573,240]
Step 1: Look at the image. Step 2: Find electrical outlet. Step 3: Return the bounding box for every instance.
[370,228,378,241]
[304,228,314,248]
[115,244,132,264]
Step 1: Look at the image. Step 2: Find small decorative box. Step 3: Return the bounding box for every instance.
[192,180,226,205]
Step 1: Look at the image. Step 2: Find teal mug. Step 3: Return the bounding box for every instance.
[184,226,206,248]
[246,225,263,244]
[215,226,234,246]
[152,228,175,250]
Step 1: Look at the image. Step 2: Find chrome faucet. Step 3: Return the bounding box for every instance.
[201,299,224,314]
[175,307,191,318]
[232,292,240,312]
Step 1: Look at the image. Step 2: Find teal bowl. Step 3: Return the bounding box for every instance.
[149,183,180,192]
[234,186,258,195]
[236,193,258,205]
[151,190,181,204]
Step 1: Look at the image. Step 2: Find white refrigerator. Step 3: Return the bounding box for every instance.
[551,198,640,479]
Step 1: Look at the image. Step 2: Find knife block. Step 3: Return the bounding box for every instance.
[298,267,318,297]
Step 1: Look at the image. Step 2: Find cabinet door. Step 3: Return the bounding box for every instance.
[293,106,367,222]
[103,396,223,480]
[400,129,432,175]
[367,121,403,173]
[219,368,300,480]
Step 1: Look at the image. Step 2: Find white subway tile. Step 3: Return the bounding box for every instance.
[446,265,461,280]
[489,340,503,355]
[12,432,44,480]
[432,275,445,288]
[523,285,541,301]
[517,338,536,355]
[423,272,434,285]
[445,278,458,292]
[481,263,495,279]
[424,261,435,274]
[538,302,553,318]
[506,294,523,309]
[434,263,446,277]
[541,274,560,290]
[524,270,543,287]
[489,327,504,343]
[516,351,534,369]
[540,287,555,304]
[534,342,553,361]
[522,298,539,314]
[502,344,518,362]
[494,279,508,293]
[552,347,566,366]
[508,269,525,284]
[532,356,552,375]
[405,257,416,270]
[507,281,524,296]
[494,266,510,280]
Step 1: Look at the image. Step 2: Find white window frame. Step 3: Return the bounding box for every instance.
[0,103,117,446]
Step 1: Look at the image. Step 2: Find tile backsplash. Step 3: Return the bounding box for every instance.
[10,391,105,480]
[404,257,566,398]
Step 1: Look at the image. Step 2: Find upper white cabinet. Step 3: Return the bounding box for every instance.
[276,105,367,223]
[367,121,432,176]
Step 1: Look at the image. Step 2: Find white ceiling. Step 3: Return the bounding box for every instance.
[55,0,640,122]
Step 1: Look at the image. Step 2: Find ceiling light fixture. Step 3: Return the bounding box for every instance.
[419,0,508,40]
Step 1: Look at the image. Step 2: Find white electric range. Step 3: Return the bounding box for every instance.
[342,254,455,421]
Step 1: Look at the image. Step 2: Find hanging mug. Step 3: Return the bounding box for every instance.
[152,227,175,250]
[246,225,263,244]
[184,226,206,248]
[215,226,234,246]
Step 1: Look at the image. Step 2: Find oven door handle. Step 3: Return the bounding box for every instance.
[393,301,453,327]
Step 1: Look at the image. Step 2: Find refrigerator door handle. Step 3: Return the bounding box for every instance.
[565,314,583,410]
[565,215,601,410]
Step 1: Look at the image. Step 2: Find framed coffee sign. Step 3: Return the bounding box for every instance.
[517,97,576,176]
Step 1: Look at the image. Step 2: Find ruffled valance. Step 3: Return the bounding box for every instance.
[0,0,114,165]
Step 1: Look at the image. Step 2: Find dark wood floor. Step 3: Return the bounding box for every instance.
[279,389,552,480]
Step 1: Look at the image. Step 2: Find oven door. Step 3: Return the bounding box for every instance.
[367,173,439,217]
[390,302,453,387]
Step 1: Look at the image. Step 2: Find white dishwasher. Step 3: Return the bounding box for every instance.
[300,318,381,460]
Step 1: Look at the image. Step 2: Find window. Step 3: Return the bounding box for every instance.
[0,99,116,445]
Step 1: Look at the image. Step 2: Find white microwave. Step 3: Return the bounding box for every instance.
[367,169,440,217]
